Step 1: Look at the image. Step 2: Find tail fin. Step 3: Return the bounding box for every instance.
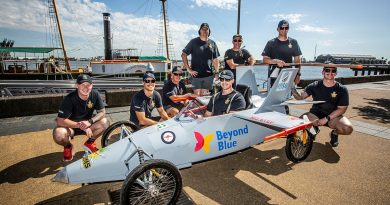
[256,68,299,113]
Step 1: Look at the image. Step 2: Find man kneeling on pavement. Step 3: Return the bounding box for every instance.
[53,74,109,161]
[292,66,353,147]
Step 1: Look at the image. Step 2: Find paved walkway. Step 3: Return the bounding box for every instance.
[0,81,389,204]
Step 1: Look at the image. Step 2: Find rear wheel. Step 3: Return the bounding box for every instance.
[101,121,138,147]
[285,129,314,163]
[120,159,182,205]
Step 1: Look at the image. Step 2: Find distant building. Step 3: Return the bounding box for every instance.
[315,54,387,64]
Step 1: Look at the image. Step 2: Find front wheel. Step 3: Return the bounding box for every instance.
[120,159,182,205]
[101,121,139,147]
[285,129,314,163]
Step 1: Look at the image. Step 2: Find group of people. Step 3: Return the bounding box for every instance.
[52,20,353,161]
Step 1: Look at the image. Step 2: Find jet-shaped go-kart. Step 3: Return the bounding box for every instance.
[52,67,321,205]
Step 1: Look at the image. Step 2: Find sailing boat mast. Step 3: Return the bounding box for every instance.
[51,0,70,71]
[237,0,241,34]
[160,0,170,60]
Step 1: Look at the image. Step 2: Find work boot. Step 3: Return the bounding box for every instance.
[330,130,339,147]
[83,138,98,153]
[63,144,74,161]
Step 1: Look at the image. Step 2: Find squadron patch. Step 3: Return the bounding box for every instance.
[87,100,93,109]
[150,100,155,107]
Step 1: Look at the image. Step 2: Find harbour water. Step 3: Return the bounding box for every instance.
[68,61,356,82]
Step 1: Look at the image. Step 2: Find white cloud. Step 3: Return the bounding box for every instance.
[0,0,197,58]
[192,0,237,10]
[269,14,304,23]
[318,40,334,47]
[296,25,333,34]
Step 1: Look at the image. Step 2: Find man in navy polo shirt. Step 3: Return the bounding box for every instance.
[53,74,109,161]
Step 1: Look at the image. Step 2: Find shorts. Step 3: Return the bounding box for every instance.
[191,75,214,90]
[164,104,184,111]
[69,128,85,139]
[310,110,342,127]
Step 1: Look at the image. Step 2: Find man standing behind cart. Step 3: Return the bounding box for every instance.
[182,23,220,96]
[224,34,255,86]
[262,20,302,87]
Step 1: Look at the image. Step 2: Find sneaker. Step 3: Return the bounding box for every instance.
[83,138,98,153]
[63,144,74,161]
[330,130,339,147]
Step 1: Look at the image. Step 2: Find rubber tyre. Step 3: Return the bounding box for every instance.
[285,129,314,163]
[101,121,138,147]
[120,159,182,205]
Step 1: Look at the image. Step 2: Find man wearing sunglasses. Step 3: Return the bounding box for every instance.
[292,66,353,147]
[130,72,169,127]
[182,23,220,96]
[262,19,302,87]
[162,66,191,117]
[53,74,109,161]
[224,34,255,86]
[204,70,246,117]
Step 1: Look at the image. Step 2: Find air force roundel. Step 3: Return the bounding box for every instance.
[161,131,176,144]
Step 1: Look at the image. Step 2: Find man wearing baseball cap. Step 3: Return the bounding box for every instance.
[130,72,169,127]
[204,70,246,117]
[224,34,255,86]
[53,74,109,161]
[262,19,302,87]
[162,66,192,117]
[182,23,220,96]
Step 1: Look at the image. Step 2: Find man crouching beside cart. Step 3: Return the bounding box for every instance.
[53,74,109,161]
[292,66,353,147]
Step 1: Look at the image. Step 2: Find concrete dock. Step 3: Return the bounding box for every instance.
[0,81,389,204]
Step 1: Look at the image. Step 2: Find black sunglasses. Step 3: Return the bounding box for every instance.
[280,27,289,30]
[220,78,232,82]
[233,39,242,42]
[173,73,182,76]
[144,79,156,83]
[324,68,337,73]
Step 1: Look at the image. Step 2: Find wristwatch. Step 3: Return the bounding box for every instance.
[88,119,94,125]
[326,115,331,122]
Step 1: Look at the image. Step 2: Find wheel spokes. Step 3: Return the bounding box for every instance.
[127,167,177,205]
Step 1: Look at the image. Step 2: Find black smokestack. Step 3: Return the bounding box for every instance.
[103,13,112,60]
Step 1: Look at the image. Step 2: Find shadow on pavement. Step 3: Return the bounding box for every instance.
[353,98,390,124]
[36,182,122,205]
[180,142,339,205]
[0,151,84,184]
[21,143,339,205]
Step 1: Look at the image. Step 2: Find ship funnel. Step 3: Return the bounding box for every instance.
[103,13,112,60]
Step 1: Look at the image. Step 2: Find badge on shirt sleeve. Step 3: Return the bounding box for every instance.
[87,100,93,108]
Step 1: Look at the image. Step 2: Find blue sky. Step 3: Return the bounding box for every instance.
[1,0,389,62]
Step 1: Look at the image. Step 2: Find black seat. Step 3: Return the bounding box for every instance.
[235,84,253,109]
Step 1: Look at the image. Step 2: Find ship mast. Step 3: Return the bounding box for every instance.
[51,0,70,71]
[237,0,241,34]
[161,0,170,60]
